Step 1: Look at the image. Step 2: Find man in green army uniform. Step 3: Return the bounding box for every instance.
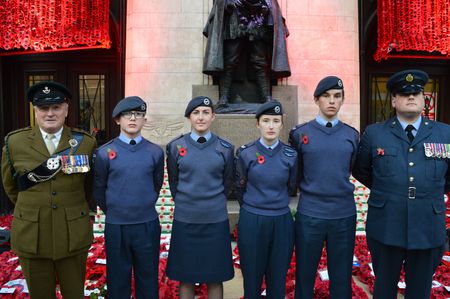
[1,81,97,299]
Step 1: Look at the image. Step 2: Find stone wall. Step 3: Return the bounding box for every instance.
[125,0,361,147]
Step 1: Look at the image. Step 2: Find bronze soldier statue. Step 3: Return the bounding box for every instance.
[203,0,291,107]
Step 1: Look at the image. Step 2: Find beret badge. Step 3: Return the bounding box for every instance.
[141,103,147,111]
[406,74,414,82]
[43,86,51,94]
[274,106,281,113]
[203,98,211,105]
[337,80,343,87]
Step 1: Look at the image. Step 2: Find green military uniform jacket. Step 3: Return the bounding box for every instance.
[1,125,97,260]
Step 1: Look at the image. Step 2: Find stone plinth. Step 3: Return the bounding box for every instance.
[192,85,298,146]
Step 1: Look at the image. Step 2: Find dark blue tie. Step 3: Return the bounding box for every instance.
[405,125,415,142]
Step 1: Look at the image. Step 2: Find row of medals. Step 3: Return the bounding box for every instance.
[46,155,90,174]
[424,143,450,159]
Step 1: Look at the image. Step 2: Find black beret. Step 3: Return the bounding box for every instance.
[313,76,344,97]
[255,100,283,119]
[112,96,147,118]
[387,69,429,94]
[184,96,214,117]
[27,81,72,106]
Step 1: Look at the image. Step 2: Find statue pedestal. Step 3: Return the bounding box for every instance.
[192,85,298,146]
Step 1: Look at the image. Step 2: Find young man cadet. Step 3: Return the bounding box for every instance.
[1,81,97,299]
[93,96,164,299]
[353,69,450,299]
[289,76,359,299]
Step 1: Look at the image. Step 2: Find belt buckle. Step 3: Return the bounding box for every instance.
[408,187,416,200]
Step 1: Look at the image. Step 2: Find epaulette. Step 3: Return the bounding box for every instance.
[97,139,115,151]
[218,136,233,149]
[290,122,308,132]
[238,140,256,151]
[236,141,256,157]
[343,123,359,135]
[282,144,296,157]
[71,128,95,140]
[4,127,31,142]
[168,134,184,145]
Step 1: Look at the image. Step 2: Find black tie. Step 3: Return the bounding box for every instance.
[129,140,136,145]
[326,122,332,128]
[197,137,207,144]
[405,125,415,142]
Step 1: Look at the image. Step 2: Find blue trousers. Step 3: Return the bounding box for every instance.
[105,219,161,299]
[367,236,444,299]
[295,214,356,299]
[238,209,294,299]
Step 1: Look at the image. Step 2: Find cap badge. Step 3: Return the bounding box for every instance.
[203,98,211,105]
[406,74,414,82]
[337,80,343,87]
[43,86,51,94]
[141,103,146,111]
[274,106,281,113]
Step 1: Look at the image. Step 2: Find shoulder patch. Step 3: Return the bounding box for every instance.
[283,145,295,153]
[283,145,296,157]
[220,139,232,148]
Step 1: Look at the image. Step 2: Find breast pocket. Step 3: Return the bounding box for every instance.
[426,159,448,180]
[371,147,398,177]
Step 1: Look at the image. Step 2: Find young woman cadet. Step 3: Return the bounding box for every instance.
[166,96,235,299]
[235,100,298,298]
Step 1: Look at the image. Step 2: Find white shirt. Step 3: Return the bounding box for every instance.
[39,127,63,149]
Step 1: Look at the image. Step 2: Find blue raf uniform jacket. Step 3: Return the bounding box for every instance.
[353,117,450,250]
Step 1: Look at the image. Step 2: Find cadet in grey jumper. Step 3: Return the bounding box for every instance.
[235,100,297,299]
[165,96,234,299]
[93,96,164,299]
[289,77,359,299]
